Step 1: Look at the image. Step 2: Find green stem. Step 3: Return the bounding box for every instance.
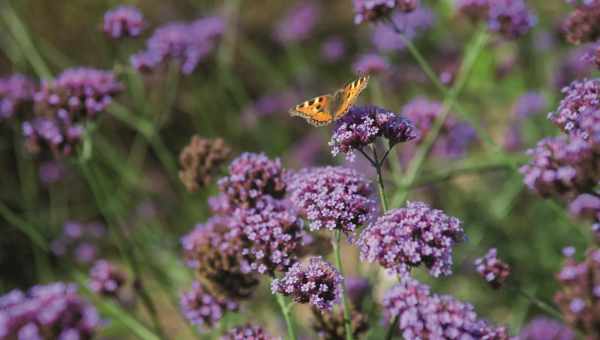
[384,315,399,340]
[370,145,389,212]
[332,230,354,340]
[275,293,298,340]
[513,287,563,320]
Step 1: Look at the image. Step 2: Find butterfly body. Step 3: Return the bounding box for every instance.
[289,76,369,126]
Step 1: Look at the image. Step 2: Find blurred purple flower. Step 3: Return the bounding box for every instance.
[0,74,35,120]
[274,2,320,43]
[89,259,127,298]
[488,0,536,39]
[554,45,596,88]
[288,166,375,235]
[131,16,224,74]
[455,0,490,21]
[358,201,465,278]
[0,282,101,339]
[39,160,66,185]
[569,193,600,219]
[383,278,508,339]
[221,324,276,340]
[103,5,145,39]
[372,6,434,52]
[51,221,106,265]
[562,1,600,44]
[242,91,299,127]
[517,317,575,340]
[329,105,418,161]
[271,256,342,311]
[475,248,511,289]
[218,153,287,208]
[180,281,239,331]
[288,131,325,167]
[353,0,397,24]
[321,36,346,63]
[513,91,548,119]
[345,277,371,307]
[352,53,389,75]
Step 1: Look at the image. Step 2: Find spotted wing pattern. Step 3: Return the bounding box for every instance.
[289,95,334,126]
[333,76,370,120]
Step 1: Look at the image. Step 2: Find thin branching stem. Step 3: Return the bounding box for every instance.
[332,230,354,340]
[275,293,298,340]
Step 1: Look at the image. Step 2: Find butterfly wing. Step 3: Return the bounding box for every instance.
[332,76,370,120]
[289,95,335,126]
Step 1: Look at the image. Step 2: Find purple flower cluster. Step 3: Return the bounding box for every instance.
[353,0,398,24]
[400,97,476,159]
[221,324,276,340]
[271,256,342,311]
[0,282,101,339]
[131,16,224,74]
[488,0,536,39]
[0,74,35,120]
[383,279,508,339]
[372,6,435,52]
[519,136,600,197]
[554,248,600,335]
[39,160,67,186]
[89,259,127,298]
[513,91,548,119]
[273,2,320,43]
[51,221,106,264]
[321,37,346,63]
[329,105,418,161]
[455,0,490,21]
[288,166,375,234]
[517,317,575,340]
[231,197,304,275]
[180,281,239,330]
[562,1,600,44]
[352,53,390,75]
[103,5,145,39]
[218,153,287,208]
[554,45,596,88]
[549,79,600,137]
[358,201,465,278]
[345,277,371,307]
[475,248,511,289]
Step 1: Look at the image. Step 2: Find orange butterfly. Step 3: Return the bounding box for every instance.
[289,76,370,126]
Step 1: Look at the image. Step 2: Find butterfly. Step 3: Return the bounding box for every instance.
[289,76,370,126]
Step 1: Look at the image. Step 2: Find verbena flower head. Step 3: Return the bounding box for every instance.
[51,221,106,264]
[549,79,600,137]
[372,6,434,52]
[353,0,398,24]
[179,135,232,192]
[358,201,465,278]
[513,91,548,119]
[475,248,511,289]
[231,197,304,275]
[554,45,596,88]
[383,278,508,339]
[0,282,101,339]
[488,0,536,39]
[0,74,35,120]
[555,248,600,335]
[218,152,287,208]
[562,1,600,44]
[288,166,375,235]
[273,2,320,43]
[89,259,127,298]
[221,324,277,340]
[180,281,239,331]
[352,53,390,75]
[329,105,418,161]
[519,136,600,197]
[131,16,224,74]
[345,277,371,307]
[455,0,490,21]
[311,307,369,339]
[22,116,83,156]
[39,160,67,186]
[569,193,600,221]
[271,256,342,311]
[181,217,259,299]
[103,5,145,39]
[517,317,575,340]
[321,37,346,63]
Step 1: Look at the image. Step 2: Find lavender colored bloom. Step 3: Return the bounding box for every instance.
[221,324,277,340]
[569,193,600,219]
[345,277,371,307]
[513,91,548,119]
[488,0,536,39]
[288,166,375,234]
[131,16,224,74]
[89,259,127,298]
[51,221,106,264]
[0,282,101,339]
[352,53,389,75]
[218,153,287,208]
[383,278,508,339]
[0,74,35,120]
[555,248,600,335]
[504,122,524,152]
[103,5,145,39]
[475,248,511,289]
[274,2,320,43]
[455,0,490,21]
[180,281,239,331]
[22,116,82,156]
[517,317,575,340]
[39,160,66,185]
[519,136,600,197]
[321,37,346,63]
[372,7,434,52]
[554,45,596,88]
[358,201,464,278]
[562,1,600,44]
[549,79,600,137]
[353,0,397,24]
[231,197,305,275]
[271,256,342,311]
[329,105,418,161]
